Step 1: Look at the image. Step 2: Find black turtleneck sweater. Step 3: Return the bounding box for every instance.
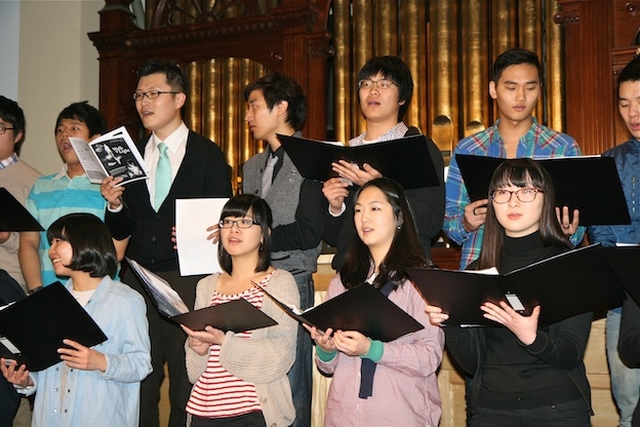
[445,231,593,413]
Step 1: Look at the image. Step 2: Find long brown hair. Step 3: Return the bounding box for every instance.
[476,158,571,270]
[340,178,431,290]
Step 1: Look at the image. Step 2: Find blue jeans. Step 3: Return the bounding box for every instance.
[287,273,314,427]
[607,309,640,427]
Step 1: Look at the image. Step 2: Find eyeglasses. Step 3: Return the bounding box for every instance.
[357,79,397,90]
[0,125,15,135]
[491,188,544,204]
[132,90,180,101]
[218,219,256,229]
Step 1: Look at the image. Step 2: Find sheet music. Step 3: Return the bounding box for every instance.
[126,258,189,317]
[175,198,229,276]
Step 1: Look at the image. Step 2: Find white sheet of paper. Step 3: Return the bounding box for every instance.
[176,198,229,276]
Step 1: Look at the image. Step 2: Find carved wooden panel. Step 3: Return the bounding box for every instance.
[89,0,333,141]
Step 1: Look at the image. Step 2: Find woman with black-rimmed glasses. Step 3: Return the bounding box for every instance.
[181,194,299,427]
[427,158,593,427]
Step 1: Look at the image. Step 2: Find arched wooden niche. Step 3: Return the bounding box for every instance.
[89,0,333,191]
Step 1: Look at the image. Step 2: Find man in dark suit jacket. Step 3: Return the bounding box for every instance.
[0,269,26,426]
[101,59,232,427]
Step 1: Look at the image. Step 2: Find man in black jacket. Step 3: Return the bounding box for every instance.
[101,59,232,427]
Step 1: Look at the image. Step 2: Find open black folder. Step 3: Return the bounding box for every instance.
[407,244,626,327]
[0,188,43,232]
[254,281,424,342]
[597,245,640,306]
[455,154,630,226]
[277,134,440,190]
[0,282,107,371]
[126,259,277,332]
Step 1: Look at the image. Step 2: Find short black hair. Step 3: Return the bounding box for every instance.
[356,56,414,122]
[47,213,118,279]
[618,53,640,92]
[218,194,273,274]
[137,58,188,95]
[244,72,307,131]
[492,48,542,83]
[55,101,108,138]
[0,96,26,155]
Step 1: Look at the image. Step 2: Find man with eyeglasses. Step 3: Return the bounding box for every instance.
[322,55,445,270]
[0,96,41,292]
[241,72,324,427]
[0,96,40,427]
[443,47,585,270]
[100,58,232,427]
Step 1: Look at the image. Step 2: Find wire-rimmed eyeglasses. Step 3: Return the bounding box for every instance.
[132,90,180,101]
[357,79,397,90]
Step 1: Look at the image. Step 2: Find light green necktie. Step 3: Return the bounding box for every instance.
[154,142,171,211]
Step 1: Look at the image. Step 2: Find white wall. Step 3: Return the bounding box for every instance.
[15,1,102,176]
[0,2,21,100]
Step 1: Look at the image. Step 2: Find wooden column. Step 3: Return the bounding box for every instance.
[555,0,640,153]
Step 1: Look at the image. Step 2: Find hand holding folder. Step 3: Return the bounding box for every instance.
[455,154,630,226]
[254,281,424,342]
[127,259,276,332]
[277,134,440,190]
[0,282,107,371]
[408,244,627,327]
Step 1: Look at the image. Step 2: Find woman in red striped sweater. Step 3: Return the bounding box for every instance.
[182,195,300,427]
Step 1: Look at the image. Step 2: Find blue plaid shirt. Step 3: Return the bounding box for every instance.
[443,117,585,269]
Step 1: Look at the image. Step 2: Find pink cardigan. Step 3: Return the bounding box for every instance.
[316,274,444,427]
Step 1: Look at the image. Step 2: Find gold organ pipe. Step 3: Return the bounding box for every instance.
[461,0,489,137]
[333,0,352,143]
[401,0,427,132]
[353,0,374,138]
[491,0,517,122]
[221,59,239,193]
[374,1,398,56]
[184,61,200,132]
[429,0,457,159]
[545,0,564,132]
[519,0,544,121]
[203,59,221,145]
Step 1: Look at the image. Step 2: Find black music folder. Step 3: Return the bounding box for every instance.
[0,282,107,371]
[255,281,424,342]
[126,258,276,332]
[597,245,640,306]
[277,134,440,190]
[0,188,43,232]
[408,244,626,327]
[455,154,630,226]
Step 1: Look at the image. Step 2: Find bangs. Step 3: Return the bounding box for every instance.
[219,196,269,227]
[491,161,544,190]
[220,203,251,221]
[46,222,66,244]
